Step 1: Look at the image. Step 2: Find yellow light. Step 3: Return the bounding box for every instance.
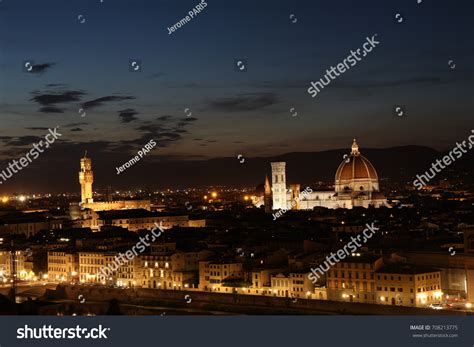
[380,297,385,302]
[203,195,208,200]
[19,195,26,202]
[244,195,249,201]
[1,197,8,203]
[211,192,217,198]
[466,302,472,309]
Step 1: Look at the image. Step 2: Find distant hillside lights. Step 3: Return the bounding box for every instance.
[413,130,474,189]
[116,139,157,175]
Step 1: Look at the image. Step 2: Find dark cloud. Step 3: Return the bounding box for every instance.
[30,90,85,106]
[5,136,42,146]
[333,77,445,90]
[70,128,83,132]
[193,138,203,141]
[64,122,88,128]
[82,96,135,110]
[208,92,279,112]
[25,127,49,131]
[206,140,218,143]
[30,63,55,74]
[181,117,197,122]
[136,124,166,133]
[156,115,172,121]
[39,106,63,113]
[0,136,13,143]
[118,108,139,123]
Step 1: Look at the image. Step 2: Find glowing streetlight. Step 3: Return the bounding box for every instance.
[1,197,8,203]
[19,196,26,202]
[211,192,217,198]
[244,195,249,201]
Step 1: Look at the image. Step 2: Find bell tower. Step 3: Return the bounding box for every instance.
[271,162,287,210]
[79,151,94,204]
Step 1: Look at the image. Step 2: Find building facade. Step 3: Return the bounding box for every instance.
[47,251,79,282]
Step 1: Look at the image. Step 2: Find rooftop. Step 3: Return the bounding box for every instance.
[376,263,440,275]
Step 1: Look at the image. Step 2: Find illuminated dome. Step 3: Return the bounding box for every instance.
[335,139,379,194]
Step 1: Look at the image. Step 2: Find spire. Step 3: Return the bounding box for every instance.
[351,139,360,156]
[83,150,88,159]
[264,175,271,194]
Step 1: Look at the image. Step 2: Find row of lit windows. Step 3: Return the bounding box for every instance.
[49,259,66,264]
[210,271,227,277]
[273,279,289,287]
[48,267,65,272]
[80,258,104,265]
[417,285,440,292]
[209,264,236,269]
[331,281,372,291]
[377,286,412,293]
[331,271,373,280]
[335,263,373,269]
[377,273,439,281]
[80,266,100,273]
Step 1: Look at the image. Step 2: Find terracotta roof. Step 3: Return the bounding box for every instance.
[335,155,378,182]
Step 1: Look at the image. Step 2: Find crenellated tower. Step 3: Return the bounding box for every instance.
[79,151,94,204]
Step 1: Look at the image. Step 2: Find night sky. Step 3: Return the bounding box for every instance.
[0,0,473,192]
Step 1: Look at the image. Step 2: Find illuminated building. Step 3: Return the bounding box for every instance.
[199,260,244,292]
[0,250,34,280]
[79,209,205,232]
[375,264,442,307]
[271,162,287,210]
[47,251,79,282]
[76,153,151,212]
[79,153,94,204]
[141,250,206,290]
[327,254,382,304]
[78,251,117,283]
[255,140,390,210]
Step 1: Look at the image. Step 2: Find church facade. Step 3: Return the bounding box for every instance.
[255,140,390,211]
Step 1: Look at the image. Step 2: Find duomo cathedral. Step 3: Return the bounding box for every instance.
[254,140,390,210]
